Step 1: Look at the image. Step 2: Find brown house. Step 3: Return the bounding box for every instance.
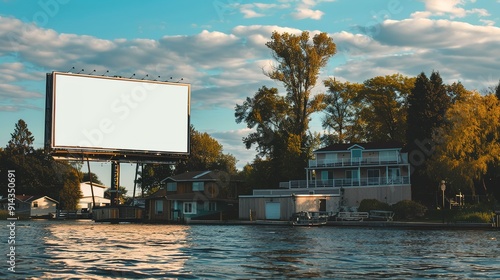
[146,171,239,223]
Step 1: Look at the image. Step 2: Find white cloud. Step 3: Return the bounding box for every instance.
[292,8,324,20]
[332,17,500,92]
[419,0,490,19]
[235,3,290,19]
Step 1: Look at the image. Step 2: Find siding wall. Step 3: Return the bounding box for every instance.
[239,196,339,221]
[30,198,57,217]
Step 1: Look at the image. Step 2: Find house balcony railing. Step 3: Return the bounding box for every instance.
[308,157,403,168]
[279,176,410,189]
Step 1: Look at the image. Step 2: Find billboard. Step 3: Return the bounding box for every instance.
[45,72,190,162]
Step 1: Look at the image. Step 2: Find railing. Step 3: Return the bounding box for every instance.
[279,176,410,189]
[309,157,402,168]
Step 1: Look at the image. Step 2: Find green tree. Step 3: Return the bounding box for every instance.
[5,119,34,156]
[0,120,81,208]
[138,125,237,194]
[176,125,237,174]
[105,186,128,204]
[59,168,82,210]
[495,79,500,101]
[81,172,104,185]
[236,31,336,185]
[427,93,500,195]
[322,78,364,144]
[359,74,415,142]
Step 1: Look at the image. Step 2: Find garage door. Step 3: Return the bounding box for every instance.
[265,202,281,220]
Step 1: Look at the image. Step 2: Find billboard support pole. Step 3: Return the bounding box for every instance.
[86,157,96,209]
[111,161,120,206]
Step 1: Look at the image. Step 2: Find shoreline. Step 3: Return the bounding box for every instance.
[184,219,498,230]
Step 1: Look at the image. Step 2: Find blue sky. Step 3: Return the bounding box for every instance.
[1,0,499,195]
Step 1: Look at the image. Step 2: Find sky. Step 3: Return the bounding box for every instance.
[1,0,499,196]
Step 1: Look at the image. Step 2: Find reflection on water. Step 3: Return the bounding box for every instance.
[1,220,499,279]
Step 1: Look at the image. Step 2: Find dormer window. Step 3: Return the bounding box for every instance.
[351,148,362,164]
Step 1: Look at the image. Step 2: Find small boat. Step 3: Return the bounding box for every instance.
[290,211,328,226]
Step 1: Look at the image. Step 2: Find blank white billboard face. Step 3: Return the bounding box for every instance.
[50,72,190,154]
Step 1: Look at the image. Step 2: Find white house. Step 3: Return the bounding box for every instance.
[239,142,412,221]
[78,182,110,211]
[0,195,58,218]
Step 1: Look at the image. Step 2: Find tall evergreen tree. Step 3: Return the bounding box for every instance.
[6,119,34,156]
[406,71,451,204]
[495,79,500,100]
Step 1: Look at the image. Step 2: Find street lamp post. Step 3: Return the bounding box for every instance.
[440,180,446,223]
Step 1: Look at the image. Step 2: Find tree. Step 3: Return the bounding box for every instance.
[236,31,336,185]
[265,31,336,146]
[0,120,81,208]
[81,172,104,185]
[5,119,34,156]
[406,71,451,203]
[59,168,82,210]
[427,93,500,196]
[105,186,128,204]
[359,74,415,142]
[176,125,237,174]
[496,79,500,101]
[322,78,364,144]
[138,125,237,194]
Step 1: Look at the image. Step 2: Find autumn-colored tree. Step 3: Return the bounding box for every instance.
[322,78,364,145]
[427,93,500,196]
[360,74,415,142]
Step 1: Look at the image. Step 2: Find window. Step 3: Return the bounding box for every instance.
[192,182,204,191]
[155,200,163,214]
[351,149,362,164]
[208,202,216,211]
[380,151,398,163]
[388,168,401,183]
[166,182,177,192]
[367,169,380,185]
[345,170,359,186]
[33,201,38,208]
[184,202,196,214]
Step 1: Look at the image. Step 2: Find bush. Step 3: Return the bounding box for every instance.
[392,200,427,220]
[452,211,494,223]
[358,199,391,212]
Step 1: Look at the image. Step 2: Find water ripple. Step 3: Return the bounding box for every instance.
[1,220,499,279]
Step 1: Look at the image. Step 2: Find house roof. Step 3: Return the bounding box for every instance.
[81,181,108,189]
[145,189,236,202]
[314,142,404,153]
[15,195,59,204]
[161,170,220,183]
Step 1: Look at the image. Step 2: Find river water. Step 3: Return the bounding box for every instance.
[2,219,500,279]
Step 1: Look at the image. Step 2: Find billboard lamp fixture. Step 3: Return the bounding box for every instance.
[141,74,149,80]
[88,69,96,75]
[77,69,84,74]
[163,77,173,82]
[154,75,160,81]
[101,70,109,76]
[129,73,135,79]
[67,66,75,73]
[177,78,183,82]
